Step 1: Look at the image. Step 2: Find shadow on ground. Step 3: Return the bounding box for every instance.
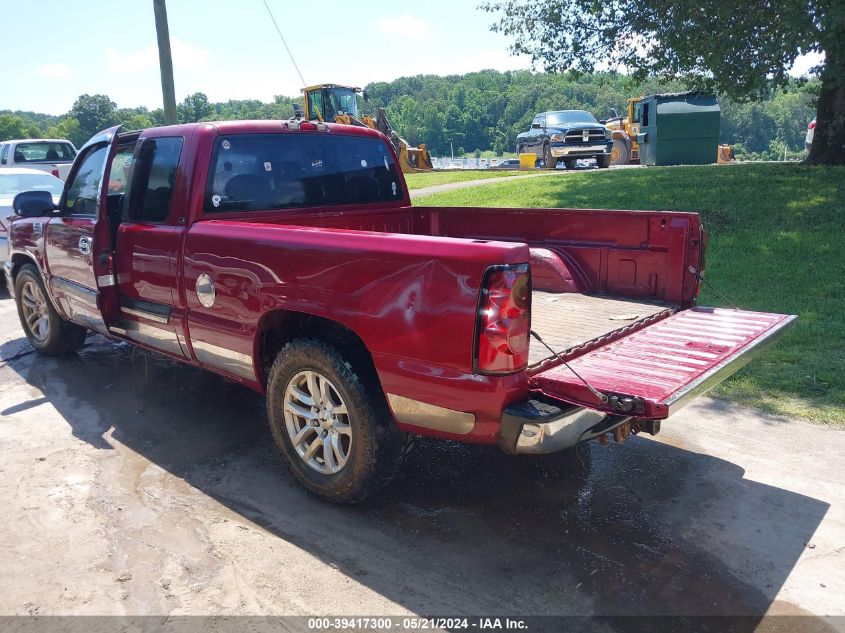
[0,334,832,631]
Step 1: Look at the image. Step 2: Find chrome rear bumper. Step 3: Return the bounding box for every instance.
[500,399,629,454]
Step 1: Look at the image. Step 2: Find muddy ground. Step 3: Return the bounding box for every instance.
[0,286,842,631]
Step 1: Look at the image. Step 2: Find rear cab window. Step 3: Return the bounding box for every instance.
[204,132,403,214]
[12,141,76,163]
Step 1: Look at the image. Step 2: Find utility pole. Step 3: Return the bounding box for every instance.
[153,0,177,125]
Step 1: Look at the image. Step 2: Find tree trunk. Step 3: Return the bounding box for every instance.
[806,46,845,165]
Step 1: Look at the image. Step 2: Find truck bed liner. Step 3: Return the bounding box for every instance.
[529,292,675,366]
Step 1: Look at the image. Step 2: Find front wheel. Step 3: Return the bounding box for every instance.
[543,144,556,169]
[610,139,629,166]
[598,154,612,168]
[266,338,412,503]
[14,264,86,356]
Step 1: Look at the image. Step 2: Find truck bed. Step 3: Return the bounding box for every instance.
[529,292,675,366]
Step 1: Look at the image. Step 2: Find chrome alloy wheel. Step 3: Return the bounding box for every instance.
[20,280,50,343]
[283,370,352,474]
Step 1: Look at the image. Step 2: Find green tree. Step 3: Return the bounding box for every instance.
[70,94,117,142]
[0,114,41,141]
[482,0,844,165]
[46,117,85,147]
[178,92,213,123]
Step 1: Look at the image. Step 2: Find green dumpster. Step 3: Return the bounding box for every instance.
[635,92,720,166]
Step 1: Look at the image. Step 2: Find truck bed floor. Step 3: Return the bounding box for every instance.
[529,292,675,366]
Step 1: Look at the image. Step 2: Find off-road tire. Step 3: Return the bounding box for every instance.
[610,139,629,166]
[14,264,86,356]
[543,144,556,169]
[266,338,412,503]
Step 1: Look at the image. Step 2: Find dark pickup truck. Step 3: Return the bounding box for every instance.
[516,110,613,169]
[5,118,795,502]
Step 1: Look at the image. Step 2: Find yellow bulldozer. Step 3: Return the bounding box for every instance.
[604,96,734,165]
[301,83,433,173]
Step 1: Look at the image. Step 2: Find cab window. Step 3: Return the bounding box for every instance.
[205,133,402,213]
[64,145,108,216]
[124,137,183,223]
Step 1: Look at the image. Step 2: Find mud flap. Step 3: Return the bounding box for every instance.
[529,307,796,419]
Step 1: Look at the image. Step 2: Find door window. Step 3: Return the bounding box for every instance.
[63,145,108,216]
[0,144,8,165]
[124,137,183,223]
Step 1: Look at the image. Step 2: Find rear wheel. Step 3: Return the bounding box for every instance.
[543,144,556,169]
[610,139,630,166]
[14,264,86,356]
[266,338,412,503]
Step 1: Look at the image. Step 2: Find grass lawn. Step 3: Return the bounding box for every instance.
[404,170,523,190]
[416,163,845,426]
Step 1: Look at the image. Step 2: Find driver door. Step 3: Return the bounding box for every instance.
[44,126,123,334]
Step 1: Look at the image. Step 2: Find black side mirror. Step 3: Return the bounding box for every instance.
[531,122,541,129]
[599,119,607,125]
[362,91,369,102]
[13,190,58,217]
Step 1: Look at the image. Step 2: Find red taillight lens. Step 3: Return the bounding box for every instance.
[808,120,816,130]
[475,264,531,374]
[51,169,60,178]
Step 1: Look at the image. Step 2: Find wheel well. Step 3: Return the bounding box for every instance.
[9,253,38,281]
[257,310,379,388]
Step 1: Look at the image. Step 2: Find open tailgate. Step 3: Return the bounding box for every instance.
[530,307,796,419]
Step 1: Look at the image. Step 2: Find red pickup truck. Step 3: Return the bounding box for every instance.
[5,119,795,502]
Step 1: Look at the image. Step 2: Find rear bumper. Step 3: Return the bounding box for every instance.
[499,398,629,454]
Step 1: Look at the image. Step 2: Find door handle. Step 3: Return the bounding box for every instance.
[78,236,92,255]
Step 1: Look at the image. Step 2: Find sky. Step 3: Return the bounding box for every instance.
[0,0,824,116]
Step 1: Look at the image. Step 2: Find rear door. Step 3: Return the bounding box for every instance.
[107,134,190,359]
[530,307,796,419]
[43,126,122,334]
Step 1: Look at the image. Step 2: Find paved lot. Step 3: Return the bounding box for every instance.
[0,287,843,629]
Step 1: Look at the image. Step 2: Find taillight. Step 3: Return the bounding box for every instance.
[808,120,816,130]
[51,169,60,178]
[475,263,531,374]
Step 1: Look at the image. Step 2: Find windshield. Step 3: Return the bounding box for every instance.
[546,111,597,126]
[0,173,64,198]
[12,141,76,163]
[205,133,403,213]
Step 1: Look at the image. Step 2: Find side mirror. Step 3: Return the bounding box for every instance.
[531,122,541,129]
[599,119,607,125]
[13,190,58,217]
[362,91,369,102]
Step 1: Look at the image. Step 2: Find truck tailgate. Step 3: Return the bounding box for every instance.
[530,307,796,419]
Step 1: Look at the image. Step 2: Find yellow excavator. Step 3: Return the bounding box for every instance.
[300,83,433,173]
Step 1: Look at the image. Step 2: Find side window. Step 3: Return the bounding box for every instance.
[107,147,135,195]
[632,103,641,123]
[64,145,108,216]
[125,137,183,223]
[0,144,8,165]
[539,115,546,129]
[642,103,650,127]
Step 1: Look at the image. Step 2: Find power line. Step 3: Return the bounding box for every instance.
[261,0,307,88]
